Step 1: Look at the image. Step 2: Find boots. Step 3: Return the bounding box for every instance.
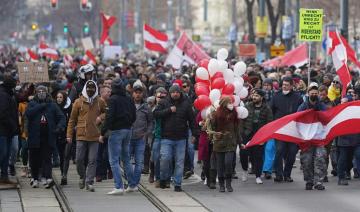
[209,169,217,189]
[149,162,154,183]
[225,175,233,192]
[219,177,225,192]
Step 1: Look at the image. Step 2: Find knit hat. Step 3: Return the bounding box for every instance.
[252,88,265,97]
[169,84,181,93]
[155,87,167,94]
[36,85,48,93]
[263,78,273,85]
[156,73,166,82]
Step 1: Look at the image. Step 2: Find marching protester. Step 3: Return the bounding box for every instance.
[100,78,136,195]
[26,85,66,188]
[297,82,327,190]
[153,84,198,192]
[67,80,106,192]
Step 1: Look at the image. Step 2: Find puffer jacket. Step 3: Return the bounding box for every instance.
[132,102,153,140]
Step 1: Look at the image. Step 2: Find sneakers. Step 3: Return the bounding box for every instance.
[314,182,325,190]
[174,186,183,192]
[256,177,263,184]
[60,177,67,185]
[241,171,248,182]
[126,186,139,192]
[305,182,313,190]
[31,179,39,188]
[107,188,124,195]
[184,170,194,179]
[86,184,95,192]
[284,177,294,182]
[45,179,55,189]
[79,179,85,189]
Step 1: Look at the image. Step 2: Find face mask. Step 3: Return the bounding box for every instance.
[282,90,290,95]
[309,95,318,102]
[37,92,47,100]
[227,104,234,111]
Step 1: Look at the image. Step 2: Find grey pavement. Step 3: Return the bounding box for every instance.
[0,189,22,212]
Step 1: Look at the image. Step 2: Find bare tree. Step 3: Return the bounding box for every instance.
[245,0,256,43]
[265,0,285,44]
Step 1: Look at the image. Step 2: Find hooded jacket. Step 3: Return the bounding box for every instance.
[0,86,19,136]
[67,80,106,142]
[101,79,136,136]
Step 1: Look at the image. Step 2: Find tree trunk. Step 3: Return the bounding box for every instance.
[266,0,285,44]
[245,0,255,43]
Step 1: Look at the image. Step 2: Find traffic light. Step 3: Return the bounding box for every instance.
[63,23,69,34]
[50,0,58,9]
[31,23,38,31]
[83,22,90,36]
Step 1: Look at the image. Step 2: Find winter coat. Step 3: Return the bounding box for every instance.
[0,86,19,137]
[297,97,327,112]
[25,96,66,149]
[101,82,136,136]
[270,90,303,120]
[153,94,198,141]
[196,113,209,161]
[132,102,153,140]
[242,101,273,143]
[67,81,106,142]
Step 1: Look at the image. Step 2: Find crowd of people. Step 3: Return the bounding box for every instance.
[1,47,360,195]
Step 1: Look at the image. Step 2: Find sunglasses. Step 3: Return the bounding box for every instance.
[333,81,340,84]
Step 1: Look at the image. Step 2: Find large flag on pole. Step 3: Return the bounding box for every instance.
[245,101,360,150]
[38,42,59,60]
[100,12,117,45]
[262,43,308,68]
[165,32,210,69]
[327,30,351,96]
[143,24,168,53]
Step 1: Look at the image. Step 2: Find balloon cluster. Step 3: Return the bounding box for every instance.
[194,48,249,120]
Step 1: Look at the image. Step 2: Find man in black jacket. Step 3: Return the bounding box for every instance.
[100,79,136,195]
[0,72,19,185]
[153,84,197,192]
[271,77,303,183]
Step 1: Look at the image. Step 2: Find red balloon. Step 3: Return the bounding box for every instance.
[211,78,225,90]
[194,95,211,110]
[199,59,209,69]
[211,72,224,81]
[195,82,209,89]
[195,85,210,96]
[195,76,210,85]
[222,83,235,95]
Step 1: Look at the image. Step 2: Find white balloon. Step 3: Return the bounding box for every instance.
[196,67,209,80]
[214,100,220,109]
[217,48,228,60]
[239,87,248,99]
[233,80,244,95]
[208,58,219,77]
[217,60,228,72]
[209,89,221,104]
[234,61,247,77]
[233,95,240,106]
[206,106,214,117]
[223,69,234,84]
[201,108,208,120]
[236,106,249,119]
[239,101,245,107]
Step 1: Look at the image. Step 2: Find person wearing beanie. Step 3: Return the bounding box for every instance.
[206,97,240,192]
[262,78,274,103]
[241,89,273,184]
[101,78,136,195]
[25,85,66,189]
[67,80,107,192]
[153,83,198,192]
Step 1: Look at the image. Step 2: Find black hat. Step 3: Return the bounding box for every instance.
[111,78,124,90]
[253,88,265,97]
[169,84,181,93]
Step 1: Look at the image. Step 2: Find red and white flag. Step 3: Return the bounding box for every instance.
[262,43,308,68]
[246,101,360,150]
[327,30,351,96]
[100,12,117,45]
[81,50,96,65]
[63,54,73,67]
[26,48,39,62]
[165,32,210,69]
[143,24,168,53]
[38,42,59,60]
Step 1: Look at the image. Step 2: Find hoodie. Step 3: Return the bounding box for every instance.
[67,80,106,142]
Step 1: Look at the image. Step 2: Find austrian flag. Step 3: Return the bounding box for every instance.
[81,50,96,65]
[246,101,360,150]
[143,24,168,53]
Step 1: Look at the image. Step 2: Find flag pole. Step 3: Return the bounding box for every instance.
[307,42,311,86]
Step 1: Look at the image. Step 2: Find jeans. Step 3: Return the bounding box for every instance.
[337,146,360,180]
[0,136,12,179]
[129,138,145,187]
[274,140,298,178]
[216,151,234,179]
[108,129,133,189]
[263,139,276,173]
[160,139,186,186]
[9,135,19,166]
[76,141,99,185]
[185,130,194,172]
[151,138,161,181]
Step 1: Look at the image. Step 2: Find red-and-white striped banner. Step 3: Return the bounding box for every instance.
[81,50,96,65]
[38,42,59,60]
[143,24,168,53]
[246,101,360,150]
[27,48,38,62]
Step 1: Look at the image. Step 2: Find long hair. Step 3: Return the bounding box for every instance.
[214,97,238,131]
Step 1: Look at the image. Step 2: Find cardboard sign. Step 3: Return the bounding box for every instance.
[81,37,94,51]
[299,8,323,42]
[238,44,257,57]
[17,62,49,83]
[103,45,122,59]
[270,44,286,57]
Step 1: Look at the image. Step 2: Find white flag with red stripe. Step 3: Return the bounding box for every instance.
[26,48,39,62]
[246,101,360,150]
[143,24,168,53]
[165,32,210,69]
[81,50,96,65]
[63,54,73,67]
[38,42,59,60]
[327,30,351,96]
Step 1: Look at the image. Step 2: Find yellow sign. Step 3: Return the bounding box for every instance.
[270,44,286,57]
[256,16,268,38]
[299,8,323,42]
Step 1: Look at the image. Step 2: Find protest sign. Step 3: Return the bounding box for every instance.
[81,37,95,51]
[299,8,323,42]
[103,45,122,59]
[17,62,49,83]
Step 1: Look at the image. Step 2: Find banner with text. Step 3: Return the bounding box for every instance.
[299,8,323,42]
